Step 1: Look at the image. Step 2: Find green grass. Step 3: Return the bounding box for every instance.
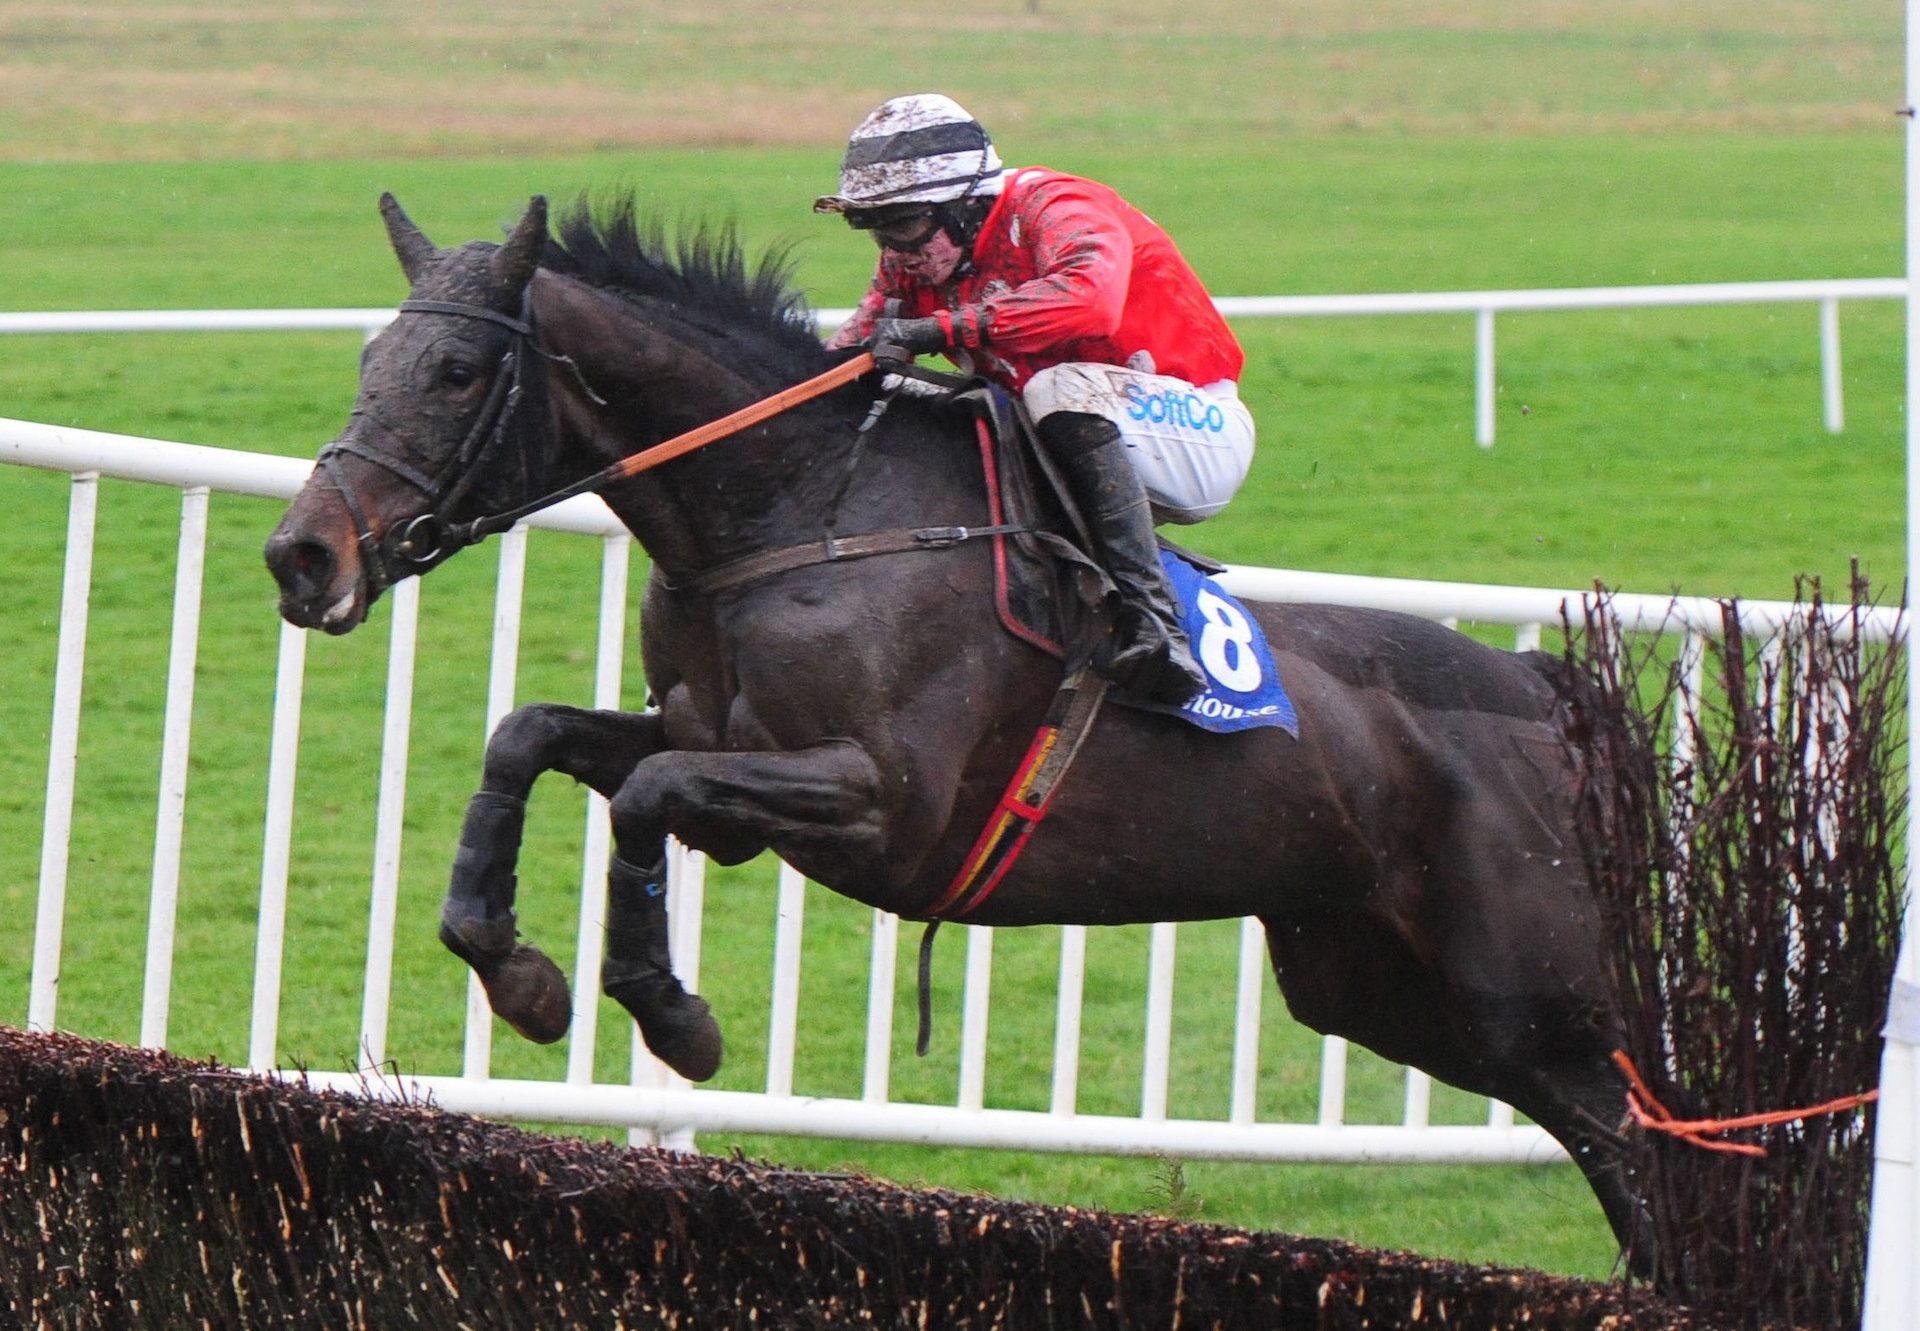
[3,135,1901,1281]
[0,1,1896,161]
[0,0,1907,1287]
[5,135,1904,598]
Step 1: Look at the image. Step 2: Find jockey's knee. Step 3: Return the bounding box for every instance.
[1033,408,1122,460]
[1023,363,1114,429]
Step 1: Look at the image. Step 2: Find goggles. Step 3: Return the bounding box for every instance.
[846,206,945,254]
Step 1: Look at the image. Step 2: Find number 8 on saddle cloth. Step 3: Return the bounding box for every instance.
[1120,550,1299,736]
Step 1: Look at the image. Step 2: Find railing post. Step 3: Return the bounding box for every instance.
[357,575,421,1069]
[29,471,99,1035]
[567,530,631,1087]
[463,524,529,1081]
[958,925,994,1111]
[1403,1068,1433,1129]
[1864,8,1920,1310]
[766,861,807,1097]
[1317,1034,1350,1127]
[1050,924,1088,1116]
[1141,921,1178,1121]
[1820,296,1845,434]
[862,909,899,1103]
[1229,916,1267,1125]
[139,484,210,1049]
[249,618,307,1070]
[1475,307,1497,447]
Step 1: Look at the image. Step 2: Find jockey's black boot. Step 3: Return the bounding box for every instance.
[1037,411,1207,705]
[601,855,724,1082]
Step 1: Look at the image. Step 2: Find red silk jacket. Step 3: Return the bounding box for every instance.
[828,167,1245,392]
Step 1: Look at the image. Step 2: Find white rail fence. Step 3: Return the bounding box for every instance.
[1,275,1902,446]
[5,414,1899,1174]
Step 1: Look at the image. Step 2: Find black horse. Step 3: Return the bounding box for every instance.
[265,194,1643,1263]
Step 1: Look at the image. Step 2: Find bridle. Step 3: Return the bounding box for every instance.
[317,292,547,595]
[319,286,894,596]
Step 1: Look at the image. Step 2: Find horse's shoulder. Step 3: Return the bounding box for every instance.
[1260,602,1562,720]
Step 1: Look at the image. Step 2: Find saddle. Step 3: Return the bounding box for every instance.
[952,383,1225,665]
[664,374,1222,676]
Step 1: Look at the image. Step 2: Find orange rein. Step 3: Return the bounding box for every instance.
[458,350,881,546]
[602,351,877,483]
[1611,1050,1879,1158]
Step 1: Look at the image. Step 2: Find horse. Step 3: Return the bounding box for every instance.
[264,192,1645,1265]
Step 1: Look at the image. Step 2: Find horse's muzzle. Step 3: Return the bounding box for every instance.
[264,526,368,634]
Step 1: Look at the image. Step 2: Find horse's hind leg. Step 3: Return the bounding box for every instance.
[1496,1053,1654,1276]
[1260,907,1651,1273]
[440,704,721,1077]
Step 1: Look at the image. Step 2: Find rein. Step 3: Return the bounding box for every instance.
[318,287,880,591]
[454,348,883,546]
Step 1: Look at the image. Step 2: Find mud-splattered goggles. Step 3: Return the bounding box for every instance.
[846,206,945,253]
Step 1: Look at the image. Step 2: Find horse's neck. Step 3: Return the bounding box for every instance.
[533,274,828,571]
[534,273,979,576]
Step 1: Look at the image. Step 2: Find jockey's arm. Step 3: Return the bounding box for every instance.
[825,284,892,350]
[951,184,1134,357]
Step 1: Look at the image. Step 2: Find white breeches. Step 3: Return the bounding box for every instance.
[1023,362,1256,524]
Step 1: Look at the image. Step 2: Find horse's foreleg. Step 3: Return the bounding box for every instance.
[599,850,723,1082]
[440,704,668,1046]
[600,742,890,1076]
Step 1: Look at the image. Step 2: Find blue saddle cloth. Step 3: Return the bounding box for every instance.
[1115,550,1299,736]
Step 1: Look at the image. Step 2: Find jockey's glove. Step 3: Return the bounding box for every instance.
[867,316,950,369]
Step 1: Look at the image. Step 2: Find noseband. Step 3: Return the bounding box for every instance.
[317,293,542,595]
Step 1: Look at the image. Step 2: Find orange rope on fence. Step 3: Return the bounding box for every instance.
[1611,1050,1879,1158]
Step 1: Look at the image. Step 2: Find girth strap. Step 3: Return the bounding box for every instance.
[923,664,1110,922]
[666,522,1031,598]
[912,664,1111,1055]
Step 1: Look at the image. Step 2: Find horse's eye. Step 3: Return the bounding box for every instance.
[443,363,479,389]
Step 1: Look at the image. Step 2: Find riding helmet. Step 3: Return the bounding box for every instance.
[813,93,1005,215]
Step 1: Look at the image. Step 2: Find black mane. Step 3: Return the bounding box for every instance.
[541,194,833,380]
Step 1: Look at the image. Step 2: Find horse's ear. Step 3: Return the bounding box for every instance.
[492,196,549,291]
[379,192,439,285]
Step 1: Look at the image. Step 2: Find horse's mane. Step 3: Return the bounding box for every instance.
[540,193,833,379]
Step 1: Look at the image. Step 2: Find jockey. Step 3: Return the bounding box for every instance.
[817,93,1253,707]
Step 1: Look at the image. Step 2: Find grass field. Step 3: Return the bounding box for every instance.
[0,0,1908,1284]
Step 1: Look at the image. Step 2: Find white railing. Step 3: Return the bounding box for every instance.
[2,276,1901,447]
[2,415,1902,1173]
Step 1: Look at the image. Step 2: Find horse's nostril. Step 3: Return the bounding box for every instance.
[267,535,337,596]
[290,542,331,581]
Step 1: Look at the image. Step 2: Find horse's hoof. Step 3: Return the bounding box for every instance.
[641,994,726,1082]
[606,978,725,1082]
[439,908,517,970]
[481,943,573,1045]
